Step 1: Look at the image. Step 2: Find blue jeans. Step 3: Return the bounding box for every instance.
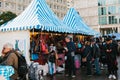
[48,62,54,75]
[94,58,101,74]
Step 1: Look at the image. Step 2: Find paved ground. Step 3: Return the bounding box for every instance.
[43,57,120,80]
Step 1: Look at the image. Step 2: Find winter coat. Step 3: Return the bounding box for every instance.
[1,51,18,80]
[83,45,92,61]
[91,43,100,58]
[66,41,76,56]
[104,43,116,60]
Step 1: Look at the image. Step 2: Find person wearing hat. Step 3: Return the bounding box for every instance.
[104,38,117,79]
[65,36,76,78]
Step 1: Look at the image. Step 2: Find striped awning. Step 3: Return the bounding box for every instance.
[63,8,100,35]
[0,0,74,33]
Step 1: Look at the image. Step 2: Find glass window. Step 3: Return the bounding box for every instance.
[0,12,2,14]
[23,6,25,10]
[18,5,22,10]
[108,16,117,24]
[5,2,9,7]
[0,2,1,7]
[99,16,107,25]
[108,6,116,14]
[119,18,120,23]
[98,0,106,6]
[119,0,120,3]
[54,5,56,9]
[118,7,120,14]
[57,6,59,9]
[49,4,52,8]
[98,7,106,15]
[108,0,116,4]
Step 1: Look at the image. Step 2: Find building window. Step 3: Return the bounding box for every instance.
[108,16,117,24]
[57,6,59,9]
[119,18,120,23]
[18,5,22,10]
[98,0,106,6]
[119,0,120,3]
[118,7,120,14]
[108,6,116,14]
[54,5,56,9]
[98,7,106,15]
[5,2,9,7]
[0,12,2,14]
[49,4,52,8]
[108,0,116,4]
[23,6,25,10]
[99,16,107,25]
[0,2,1,7]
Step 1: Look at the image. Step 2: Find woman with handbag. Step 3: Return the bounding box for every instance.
[82,41,93,76]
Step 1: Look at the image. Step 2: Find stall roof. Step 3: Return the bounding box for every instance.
[0,0,74,33]
[63,8,100,35]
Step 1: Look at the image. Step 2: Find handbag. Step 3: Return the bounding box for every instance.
[82,52,90,62]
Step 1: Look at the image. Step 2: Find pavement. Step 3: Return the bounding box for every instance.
[43,57,120,80]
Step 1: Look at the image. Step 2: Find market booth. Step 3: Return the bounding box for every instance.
[63,8,100,40]
[0,0,75,65]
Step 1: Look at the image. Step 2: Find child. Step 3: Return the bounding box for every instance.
[48,50,56,78]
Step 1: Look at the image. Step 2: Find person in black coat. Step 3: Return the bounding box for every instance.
[82,41,93,76]
[65,36,76,78]
[104,38,117,79]
[91,40,101,75]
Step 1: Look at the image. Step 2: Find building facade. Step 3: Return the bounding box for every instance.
[46,0,68,19]
[74,0,120,35]
[67,0,74,9]
[0,0,32,15]
[0,0,68,19]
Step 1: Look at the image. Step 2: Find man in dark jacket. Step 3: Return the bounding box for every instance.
[82,41,93,76]
[104,38,117,79]
[65,36,76,78]
[91,40,101,75]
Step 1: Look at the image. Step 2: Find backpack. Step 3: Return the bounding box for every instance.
[14,51,28,77]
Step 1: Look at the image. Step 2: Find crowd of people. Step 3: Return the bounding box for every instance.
[29,34,119,79]
[0,34,119,80]
[64,36,119,80]
[30,34,119,79]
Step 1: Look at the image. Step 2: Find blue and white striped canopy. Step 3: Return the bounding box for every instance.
[0,0,74,33]
[63,8,100,35]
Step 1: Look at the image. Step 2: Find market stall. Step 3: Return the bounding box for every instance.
[0,0,74,65]
[63,8,100,36]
